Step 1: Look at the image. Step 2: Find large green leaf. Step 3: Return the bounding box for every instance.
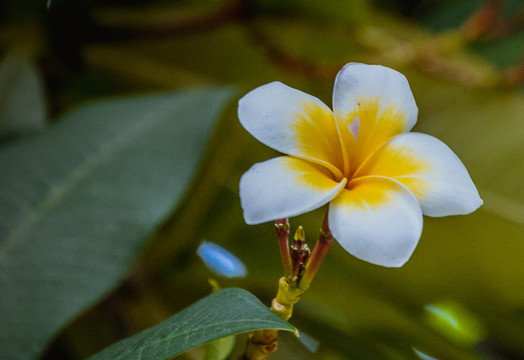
[0,87,233,359]
[88,288,296,360]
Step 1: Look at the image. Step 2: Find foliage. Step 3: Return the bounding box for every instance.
[88,288,296,360]
[0,87,233,359]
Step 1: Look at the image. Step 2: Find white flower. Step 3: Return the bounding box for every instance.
[238,63,482,267]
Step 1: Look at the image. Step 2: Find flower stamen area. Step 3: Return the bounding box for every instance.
[342,176,402,210]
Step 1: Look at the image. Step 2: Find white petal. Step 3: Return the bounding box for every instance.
[238,82,344,179]
[329,176,422,267]
[333,63,418,130]
[332,63,419,169]
[240,156,347,224]
[356,132,483,217]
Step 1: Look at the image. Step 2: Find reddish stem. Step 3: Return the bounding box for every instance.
[275,218,292,277]
[299,212,334,290]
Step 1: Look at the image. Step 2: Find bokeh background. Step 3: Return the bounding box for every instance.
[2,0,524,359]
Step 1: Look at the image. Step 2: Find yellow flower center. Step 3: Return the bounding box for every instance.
[292,96,431,197]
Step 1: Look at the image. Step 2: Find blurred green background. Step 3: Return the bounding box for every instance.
[2,0,524,359]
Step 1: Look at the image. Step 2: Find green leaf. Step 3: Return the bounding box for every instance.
[203,335,235,360]
[0,87,233,360]
[88,288,296,360]
[0,51,47,142]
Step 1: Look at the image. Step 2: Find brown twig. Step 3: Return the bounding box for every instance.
[460,0,506,41]
[94,0,253,39]
[488,8,524,38]
[245,23,345,80]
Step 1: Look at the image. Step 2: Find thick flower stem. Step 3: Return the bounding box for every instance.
[240,277,306,360]
[240,213,334,360]
[239,329,278,360]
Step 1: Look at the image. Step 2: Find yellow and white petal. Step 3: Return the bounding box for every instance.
[240,156,347,225]
[329,176,422,267]
[355,132,483,217]
[332,63,418,169]
[238,82,344,180]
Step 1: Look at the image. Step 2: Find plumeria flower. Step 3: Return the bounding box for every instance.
[238,63,482,267]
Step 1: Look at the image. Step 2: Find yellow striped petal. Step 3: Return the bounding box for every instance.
[329,176,422,267]
[333,63,418,174]
[355,133,483,216]
[238,82,344,180]
[240,156,347,224]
